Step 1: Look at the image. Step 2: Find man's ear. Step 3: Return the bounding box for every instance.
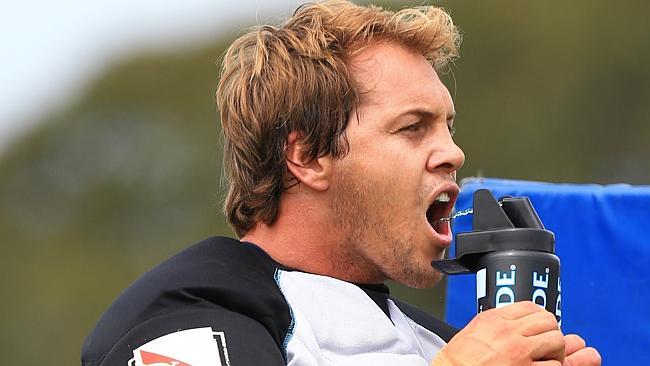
[285,131,332,191]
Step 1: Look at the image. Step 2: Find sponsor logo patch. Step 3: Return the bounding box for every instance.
[128,327,230,366]
[140,350,191,366]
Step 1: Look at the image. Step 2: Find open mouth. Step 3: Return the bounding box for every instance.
[426,191,455,236]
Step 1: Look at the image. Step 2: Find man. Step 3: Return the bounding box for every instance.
[82,1,601,365]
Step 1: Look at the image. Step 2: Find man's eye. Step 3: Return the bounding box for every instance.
[448,125,456,137]
[400,123,423,133]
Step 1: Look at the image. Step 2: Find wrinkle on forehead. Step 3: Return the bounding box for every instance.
[348,41,454,120]
[353,43,440,99]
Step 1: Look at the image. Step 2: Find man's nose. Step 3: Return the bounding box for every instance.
[426,137,465,175]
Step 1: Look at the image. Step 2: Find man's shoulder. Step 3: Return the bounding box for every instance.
[356,282,458,343]
[389,297,459,342]
[82,236,291,366]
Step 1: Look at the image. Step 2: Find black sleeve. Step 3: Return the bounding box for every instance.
[84,307,286,366]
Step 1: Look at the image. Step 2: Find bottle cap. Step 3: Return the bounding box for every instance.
[431,189,555,274]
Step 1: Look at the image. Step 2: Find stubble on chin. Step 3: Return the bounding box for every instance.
[330,168,444,288]
[387,236,446,288]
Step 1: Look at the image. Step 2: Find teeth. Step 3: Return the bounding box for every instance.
[435,192,450,203]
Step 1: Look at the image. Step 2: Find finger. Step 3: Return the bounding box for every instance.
[516,309,560,336]
[563,347,601,366]
[564,334,586,356]
[494,301,547,320]
[529,330,566,363]
[533,361,562,366]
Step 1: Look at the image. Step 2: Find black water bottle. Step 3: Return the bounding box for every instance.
[431,189,562,324]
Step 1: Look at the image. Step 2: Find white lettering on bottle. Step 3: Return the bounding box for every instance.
[555,277,562,327]
[496,265,516,286]
[531,268,550,309]
[532,268,549,288]
[495,265,517,308]
[496,287,515,308]
[532,288,547,307]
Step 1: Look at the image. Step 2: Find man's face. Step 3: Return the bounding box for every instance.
[330,41,465,288]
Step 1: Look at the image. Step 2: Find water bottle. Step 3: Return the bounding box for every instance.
[431,189,562,324]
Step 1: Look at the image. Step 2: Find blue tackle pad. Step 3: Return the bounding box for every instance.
[446,178,650,365]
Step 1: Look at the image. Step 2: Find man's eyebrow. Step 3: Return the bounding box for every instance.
[397,108,455,121]
[396,108,435,120]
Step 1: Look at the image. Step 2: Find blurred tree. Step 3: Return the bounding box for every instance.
[0,1,648,365]
[0,45,231,365]
[445,1,650,184]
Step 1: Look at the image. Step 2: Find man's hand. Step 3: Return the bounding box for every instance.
[431,301,601,366]
[563,334,601,366]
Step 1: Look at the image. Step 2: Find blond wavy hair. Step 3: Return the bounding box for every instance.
[216,0,460,237]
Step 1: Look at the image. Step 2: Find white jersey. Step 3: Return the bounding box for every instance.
[82,237,457,366]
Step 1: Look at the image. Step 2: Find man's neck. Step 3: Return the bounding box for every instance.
[240,198,385,284]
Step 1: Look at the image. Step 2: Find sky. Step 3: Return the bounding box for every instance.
[0,0,306,153]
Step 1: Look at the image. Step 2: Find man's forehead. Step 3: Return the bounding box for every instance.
[349,41,454,114]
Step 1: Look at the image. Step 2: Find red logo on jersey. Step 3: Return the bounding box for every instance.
[140,350,192,366]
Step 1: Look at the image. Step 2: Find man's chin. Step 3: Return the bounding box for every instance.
[392,268,444,289]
